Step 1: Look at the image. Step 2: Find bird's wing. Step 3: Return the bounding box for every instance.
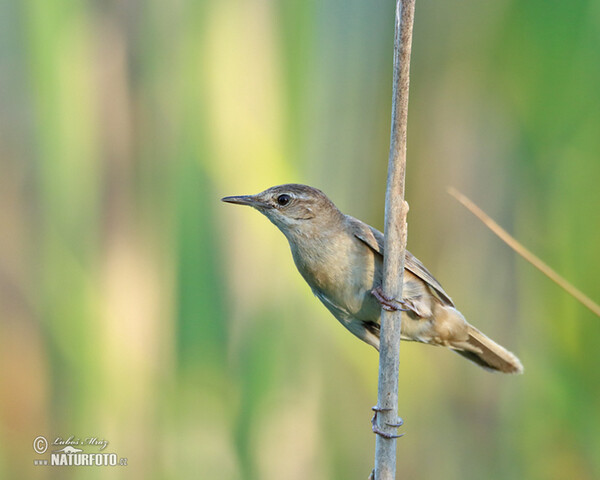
[347,215,455,307]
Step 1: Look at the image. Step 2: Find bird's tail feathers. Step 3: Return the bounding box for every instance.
[453,324,523,374]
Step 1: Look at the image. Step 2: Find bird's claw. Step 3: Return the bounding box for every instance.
[371,287,410,312]
[371,406,404,439]
[386,418,404,428]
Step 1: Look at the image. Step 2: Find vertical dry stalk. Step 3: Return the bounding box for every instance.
[373,0,415,478]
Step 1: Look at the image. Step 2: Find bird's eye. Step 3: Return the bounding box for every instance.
[276,194,291,206]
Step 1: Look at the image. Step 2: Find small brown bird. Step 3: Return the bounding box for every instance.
[222,184,523,374]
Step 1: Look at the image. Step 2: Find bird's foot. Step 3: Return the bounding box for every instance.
[371,406,404,439]
[371,287,410,312]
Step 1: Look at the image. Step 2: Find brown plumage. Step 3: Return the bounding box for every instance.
[222,184,523,374]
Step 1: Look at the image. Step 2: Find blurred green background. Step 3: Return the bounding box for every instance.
[2,0,599,478]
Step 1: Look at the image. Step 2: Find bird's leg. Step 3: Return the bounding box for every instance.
[371,405,404,439]
[371,286,410,312]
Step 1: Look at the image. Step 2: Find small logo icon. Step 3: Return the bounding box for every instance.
[33,436,48,454]
[53,446,83,454]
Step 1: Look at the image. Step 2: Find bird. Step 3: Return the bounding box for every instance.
[222,184,523,374]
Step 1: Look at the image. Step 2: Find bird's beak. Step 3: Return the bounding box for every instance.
[221,194,265,208]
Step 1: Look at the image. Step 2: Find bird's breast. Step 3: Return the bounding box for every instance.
[289,233,381,317]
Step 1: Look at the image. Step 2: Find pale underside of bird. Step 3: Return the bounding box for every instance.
[222,184,523,374]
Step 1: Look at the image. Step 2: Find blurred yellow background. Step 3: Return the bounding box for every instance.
[1,0,599,479]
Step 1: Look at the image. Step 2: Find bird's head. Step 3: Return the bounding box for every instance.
[221,184,343,237]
